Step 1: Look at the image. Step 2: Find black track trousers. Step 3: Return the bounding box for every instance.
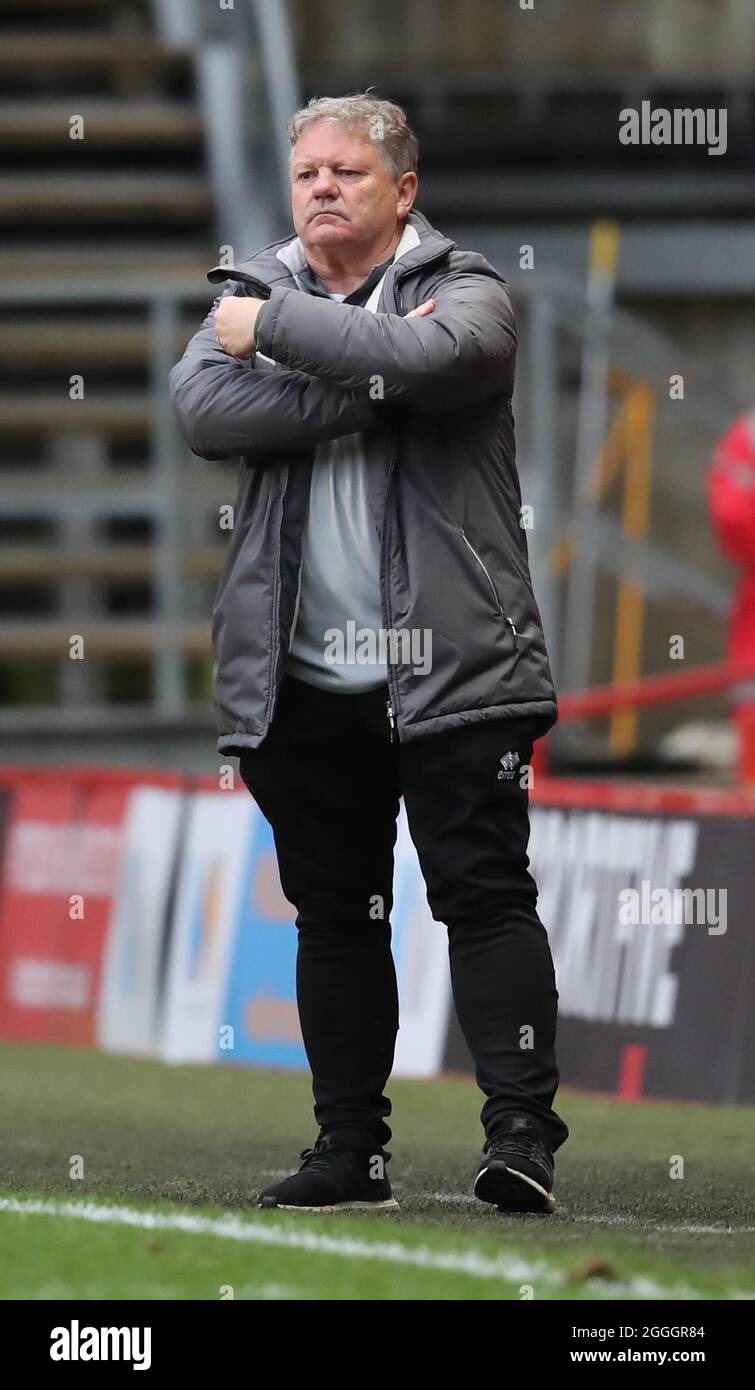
[239,674,569,1154]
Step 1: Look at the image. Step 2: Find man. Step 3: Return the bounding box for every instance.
[170,94,568,1216]
[708,410,755,784]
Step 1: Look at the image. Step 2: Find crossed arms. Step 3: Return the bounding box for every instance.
[169,273,516,461]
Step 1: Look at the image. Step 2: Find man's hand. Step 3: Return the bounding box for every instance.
[406,298,435,318]
[214,296,267,359]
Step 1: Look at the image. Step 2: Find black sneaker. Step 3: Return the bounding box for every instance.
[474,1118,555,1215]
[257,1134,399,1212]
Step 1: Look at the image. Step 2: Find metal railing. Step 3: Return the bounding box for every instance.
[151,0,300,251]
[0,279,232,727]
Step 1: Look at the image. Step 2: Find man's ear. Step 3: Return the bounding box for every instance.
[397,171,418,218]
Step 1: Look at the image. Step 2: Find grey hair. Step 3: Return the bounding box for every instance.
[287,93,419,180]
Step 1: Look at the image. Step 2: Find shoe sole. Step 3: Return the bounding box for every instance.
[474,1164,555,1215]
[258,1197,400,1213]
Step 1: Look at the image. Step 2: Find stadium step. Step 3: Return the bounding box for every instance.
[0,620,211,657]
[0,317,200,367]
[0,244,212,285]
[0,545,226,581]
[0,99,202,146]
[0,466,234,518]
[417,169,755,221]
[0,32,189,84]
[0,174,212,224]
[0,0,150,14]
[0,392,151,437]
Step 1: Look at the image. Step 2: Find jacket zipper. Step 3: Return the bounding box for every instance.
[288,552,303,653]
[258,236,458,741]
[264,467,288,731]
[381,443,401,741]
[459,526,519,648]
[379,248,457,744]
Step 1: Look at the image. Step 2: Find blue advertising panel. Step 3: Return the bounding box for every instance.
[217,805,307,1069]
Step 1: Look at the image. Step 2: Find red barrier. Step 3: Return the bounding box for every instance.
[0,766,182,790]
[557,656,755,721]
[533,774,755,815]
[534,656,755,785]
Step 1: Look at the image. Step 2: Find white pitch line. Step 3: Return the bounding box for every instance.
[571,1214,755,1236]
[0,1195,559,1287]
[426,1193,755,1237]
[0,1195,750,1300]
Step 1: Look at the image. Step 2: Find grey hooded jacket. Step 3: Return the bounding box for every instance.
[169,208,558,754]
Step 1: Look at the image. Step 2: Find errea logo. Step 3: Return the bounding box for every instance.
[50,1320,151,1371]
[497,751,520,781]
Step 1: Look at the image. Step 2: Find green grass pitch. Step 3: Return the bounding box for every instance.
[1,1043,754,1300]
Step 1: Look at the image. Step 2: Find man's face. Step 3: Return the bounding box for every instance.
[290,121,415,257]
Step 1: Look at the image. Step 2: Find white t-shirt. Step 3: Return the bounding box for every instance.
[285,221,421,691]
